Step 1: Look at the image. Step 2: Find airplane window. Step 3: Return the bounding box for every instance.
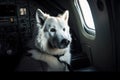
[78,0,95,30]
[74,0,96,38]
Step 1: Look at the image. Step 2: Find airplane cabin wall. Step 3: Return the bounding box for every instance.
[71,0,116,71]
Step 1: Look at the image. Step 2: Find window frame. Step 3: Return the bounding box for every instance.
[74,0,96,39]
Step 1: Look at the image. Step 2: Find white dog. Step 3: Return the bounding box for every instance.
[28,9,72,71]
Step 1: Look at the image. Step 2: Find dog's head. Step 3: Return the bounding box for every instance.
[36,9,72,49]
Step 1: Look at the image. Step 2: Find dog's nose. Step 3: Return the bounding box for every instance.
[61,39,70,46]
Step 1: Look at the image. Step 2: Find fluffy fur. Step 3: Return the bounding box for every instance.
[28,9,72,71]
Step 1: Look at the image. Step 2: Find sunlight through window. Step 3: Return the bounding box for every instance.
[79,0,95,30]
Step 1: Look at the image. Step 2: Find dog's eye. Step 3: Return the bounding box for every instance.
[50,28,56,32]
[63,28,65,31]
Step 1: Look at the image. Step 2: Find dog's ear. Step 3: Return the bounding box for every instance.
[62,10,69,22]
[36,9,48,27]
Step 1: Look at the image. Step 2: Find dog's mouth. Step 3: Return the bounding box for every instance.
[58,45,69,49]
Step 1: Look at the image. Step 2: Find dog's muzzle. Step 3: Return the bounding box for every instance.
[49,38,70,49]
[59,39,70,49]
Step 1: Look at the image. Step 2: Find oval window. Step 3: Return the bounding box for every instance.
[79,0,95,30]
[74,0,96,39]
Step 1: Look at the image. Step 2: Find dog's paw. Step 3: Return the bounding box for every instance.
[59,54,70,65]
[28,49,41,60]
[59,56,67,63]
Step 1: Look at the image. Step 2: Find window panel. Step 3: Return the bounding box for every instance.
[79,0,95,30]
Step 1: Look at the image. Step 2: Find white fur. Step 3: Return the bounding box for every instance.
[28,9,72,71]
